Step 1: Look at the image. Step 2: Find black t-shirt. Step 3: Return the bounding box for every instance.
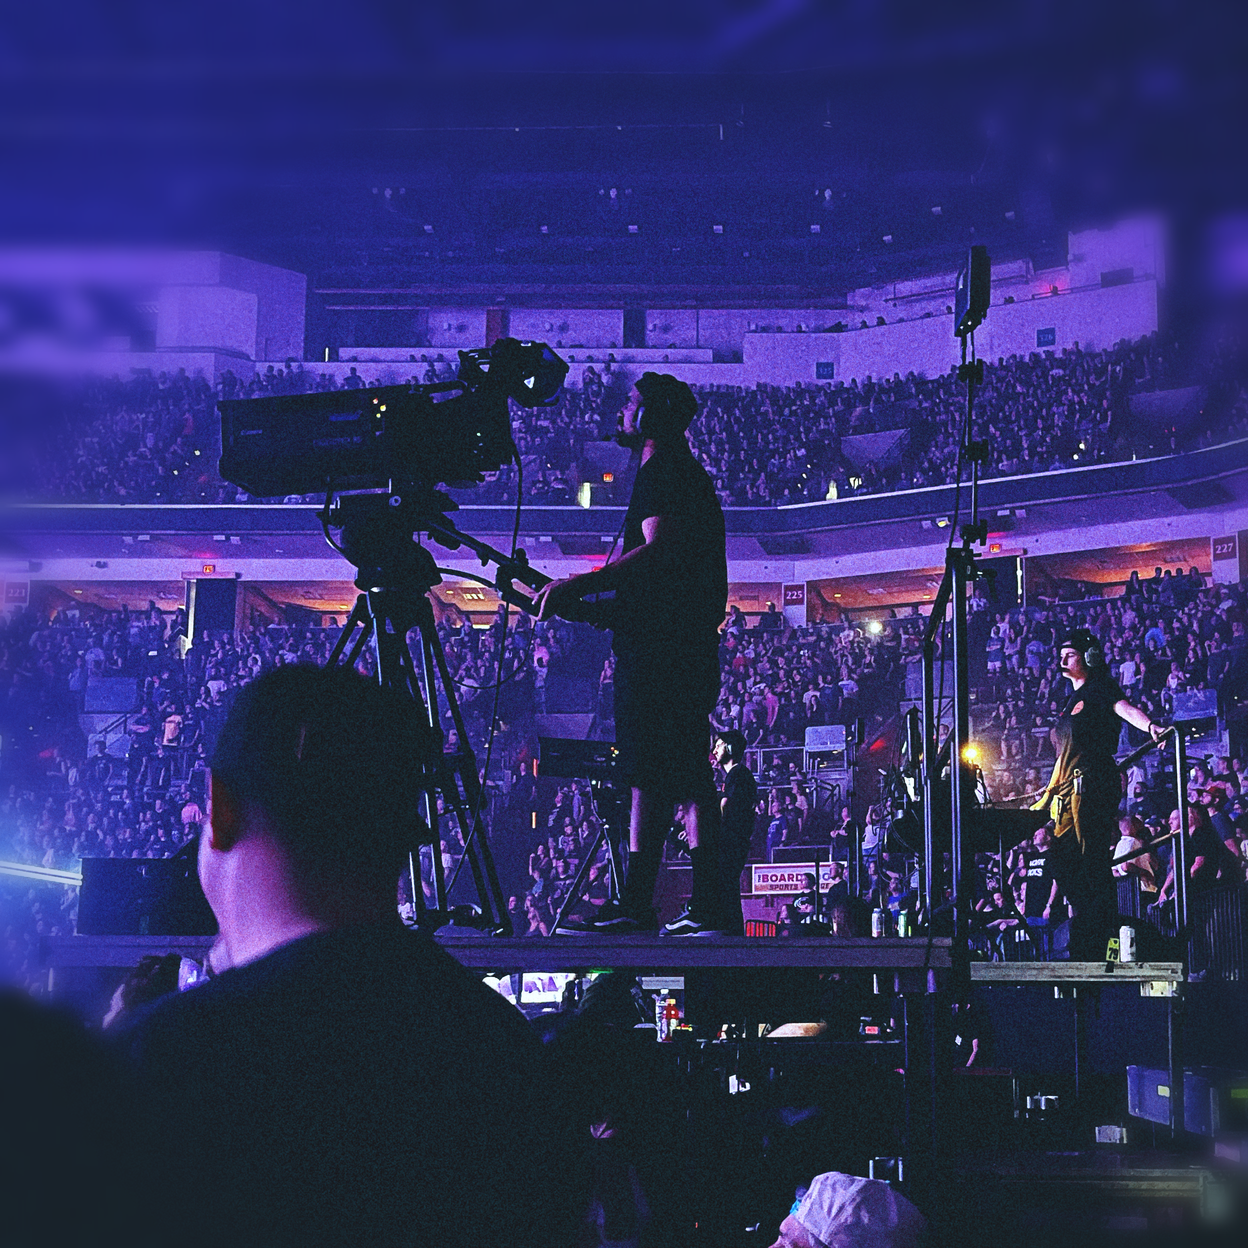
[1054,670,1125,786]
[119,924,575,1248]
[614,445,727,656]
[977,896,1011,927]
[722,764,759,852]
[795,888,819,917]
[1021,851,1056,916]
[1187,820,1229,891]
[824,879,851,908]
[949,1000,991,1066]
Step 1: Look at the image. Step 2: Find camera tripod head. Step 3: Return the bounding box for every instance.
[321,486,453,597]
[320,480,550,614]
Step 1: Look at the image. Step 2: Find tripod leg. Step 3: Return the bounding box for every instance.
[549,828,606,936]
[407,851,420,921]
[603,831,624,904]
[441,772,496,925]
[342,623,372,674]
[588,781,626,904]
[454,764,511,928]
[419,600,510,931]
[412,622,495,925]
[426,812,449,915]
[367,598,448,921]
[327,595,370,668]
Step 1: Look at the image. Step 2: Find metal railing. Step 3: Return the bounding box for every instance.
[920,570,1201,956]
[1113,725,1191,936]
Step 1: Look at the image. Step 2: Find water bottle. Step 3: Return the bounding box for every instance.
[871,908,886,938]
[657,996,679,1041]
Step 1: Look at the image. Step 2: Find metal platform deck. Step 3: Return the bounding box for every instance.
[43,933,1183,985]
[435,933,954,971]
[969,960,1185,987]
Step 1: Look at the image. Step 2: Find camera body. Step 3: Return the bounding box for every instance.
[218,338,567,498]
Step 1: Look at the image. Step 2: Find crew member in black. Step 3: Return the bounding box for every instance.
[714,729,758,936]
[118,666,575,1248]
[536,373,728,933]
[1033,628,1165,959]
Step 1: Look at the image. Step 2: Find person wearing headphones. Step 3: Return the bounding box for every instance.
[536,373,728,934]
[1033,627,1166,958]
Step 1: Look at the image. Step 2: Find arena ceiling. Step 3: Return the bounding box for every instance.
[1,3,1243,299]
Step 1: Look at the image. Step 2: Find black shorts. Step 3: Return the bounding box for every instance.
[612,643,719,802]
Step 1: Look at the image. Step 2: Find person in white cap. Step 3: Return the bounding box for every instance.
[767,1172,926,1248]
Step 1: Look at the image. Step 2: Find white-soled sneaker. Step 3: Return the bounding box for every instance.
[661,907,724,937]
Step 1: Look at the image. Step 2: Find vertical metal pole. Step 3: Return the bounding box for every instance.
[921,629,937,917]
[1168,993,1185,1139]
[1173,728,1190,938]
[408,850,425,924]
[852,818,863,902]
[1073,988,1085,1101]
[949,552,972,940]
[921,568,953,924]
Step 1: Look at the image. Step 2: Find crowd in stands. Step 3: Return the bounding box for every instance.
[5,330,1243,509]
[884,566,1248,955]
[6,563,1248,987]
[969,565,1248,803]
[0,595,583,986]
[0,581,912,977]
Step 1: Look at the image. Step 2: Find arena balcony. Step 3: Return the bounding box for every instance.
[5,437,1247,594]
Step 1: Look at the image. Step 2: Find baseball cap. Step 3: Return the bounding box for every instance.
[793,1172,925,1248]
[1057,628,1101,655]
[634,371,699,438]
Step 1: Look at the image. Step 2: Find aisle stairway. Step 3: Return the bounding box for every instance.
[80,676,138,759]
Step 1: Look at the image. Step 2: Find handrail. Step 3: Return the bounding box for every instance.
[1117,724,1177,774]
[1110,723,1191,936]
[1110,829,1176,869]
[87,707,133,747]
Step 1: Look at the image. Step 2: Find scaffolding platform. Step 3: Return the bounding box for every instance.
[970,960,1185,988]
[42,933,1183,986]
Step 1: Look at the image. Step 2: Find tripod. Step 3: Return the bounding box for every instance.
[548,779,625,936]
[323,490,513,935]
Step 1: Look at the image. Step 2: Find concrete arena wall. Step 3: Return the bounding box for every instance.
[156,286,259,359]
[740,279,1159,387]
[362,279,1156,391]
[217,254,307,364]
[419,307,488,350]
[0,261,1153,398]
[340,346,715,365]
[505,307,623,347]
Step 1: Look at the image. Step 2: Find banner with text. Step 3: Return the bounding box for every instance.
[782,583,807,628]
[751,863,841,895]
[1212,534,1239,585]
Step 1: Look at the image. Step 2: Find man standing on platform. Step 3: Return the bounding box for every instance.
[537,373,728,934]
[714,730,758,936]
[1033,628,1165,959]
